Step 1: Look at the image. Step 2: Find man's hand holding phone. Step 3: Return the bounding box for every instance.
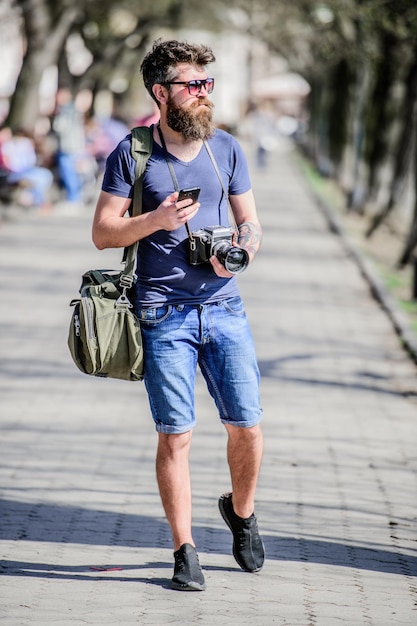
[177,187,200,208]
[175,187,200,224]
[153,187,200,232]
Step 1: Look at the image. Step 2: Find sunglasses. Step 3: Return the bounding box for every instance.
[165,78,215,96]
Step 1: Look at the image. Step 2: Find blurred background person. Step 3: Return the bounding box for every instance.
[85,113,130,172]
[0,126,53,211]
[240,102,278,170]
[52,87,86,204]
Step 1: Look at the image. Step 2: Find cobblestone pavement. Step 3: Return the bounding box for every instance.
[1,138,416,625]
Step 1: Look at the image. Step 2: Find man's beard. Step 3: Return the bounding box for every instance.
[166,98,215,140]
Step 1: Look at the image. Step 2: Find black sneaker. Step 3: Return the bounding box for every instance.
[171,543,206,591]
[219,492,265,573]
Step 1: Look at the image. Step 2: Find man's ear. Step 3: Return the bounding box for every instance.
[152,84,168,105]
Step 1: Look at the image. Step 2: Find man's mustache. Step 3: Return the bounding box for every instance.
[191,99,214,110]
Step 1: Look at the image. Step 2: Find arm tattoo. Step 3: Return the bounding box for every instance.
[237,221,262,259]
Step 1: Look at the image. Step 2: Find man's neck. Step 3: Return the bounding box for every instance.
[157,120,187,144]
[155,120,203,162]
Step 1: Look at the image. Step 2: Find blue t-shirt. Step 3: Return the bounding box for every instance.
[102,127,252,307]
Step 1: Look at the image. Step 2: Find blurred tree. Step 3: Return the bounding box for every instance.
[226,0,417,265]
[300,0,417,264]
[4,0,192,131]
[7,0,81,130]
[366,42,417,241]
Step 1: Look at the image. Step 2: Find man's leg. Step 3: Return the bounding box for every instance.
[138,305,205,589]
[156,430,206,591]
[219,422,265,572]
[156,431,194,551]
[224,423,263,518]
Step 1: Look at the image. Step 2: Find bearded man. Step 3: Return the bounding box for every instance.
[92,39,264,591]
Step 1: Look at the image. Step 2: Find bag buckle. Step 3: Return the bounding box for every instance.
[119,273,134,289]
[116,287,133,308]
[115,273,135,307]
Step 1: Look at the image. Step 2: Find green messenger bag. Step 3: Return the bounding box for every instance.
[67,126,152,381]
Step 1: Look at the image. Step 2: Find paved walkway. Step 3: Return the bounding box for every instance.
[1,138,416,625]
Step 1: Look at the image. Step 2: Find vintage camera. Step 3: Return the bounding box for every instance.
[189,225,249,274]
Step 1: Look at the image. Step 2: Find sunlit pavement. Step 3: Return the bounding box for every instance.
[1,137,416,625]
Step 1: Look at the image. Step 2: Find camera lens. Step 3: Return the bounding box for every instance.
[214,243,249,274]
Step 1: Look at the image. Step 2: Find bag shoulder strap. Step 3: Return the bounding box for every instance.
[122,126,153,278]
[130,126,153,218]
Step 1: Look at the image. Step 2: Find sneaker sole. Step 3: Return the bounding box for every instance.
[171,580,206,591]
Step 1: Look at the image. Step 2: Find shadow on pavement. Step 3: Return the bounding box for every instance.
[1,499,416,580]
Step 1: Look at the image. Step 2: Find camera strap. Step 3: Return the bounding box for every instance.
[157,124,194,242]
[203,140,237,233]
[156,124,237,241]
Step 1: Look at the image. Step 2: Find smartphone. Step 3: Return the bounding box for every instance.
[177,187,201,203]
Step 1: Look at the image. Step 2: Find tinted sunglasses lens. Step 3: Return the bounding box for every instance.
[187,82,200,95]
[188,79,214,95]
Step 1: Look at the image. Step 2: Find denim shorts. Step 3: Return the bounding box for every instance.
[137,297,262,434]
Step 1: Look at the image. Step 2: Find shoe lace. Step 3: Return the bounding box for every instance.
[235,517,258,549]
[175,554,185,573]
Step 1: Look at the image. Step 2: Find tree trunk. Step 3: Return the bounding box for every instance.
[364,30,397,200]
[397,121,417,268]
[366,48,417,239]
[5,0,80,132]
[327,58,352,178]
[304,77,332,175]
[345,16,371,214]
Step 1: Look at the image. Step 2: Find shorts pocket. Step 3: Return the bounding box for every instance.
[222,297,245,316]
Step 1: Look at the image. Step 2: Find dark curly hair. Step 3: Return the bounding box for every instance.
[140,39,215,103]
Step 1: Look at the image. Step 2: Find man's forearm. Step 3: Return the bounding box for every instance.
[237,221,262,261]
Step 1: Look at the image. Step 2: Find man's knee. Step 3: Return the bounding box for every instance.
[157,430,192,455]
[225,423,262,441]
